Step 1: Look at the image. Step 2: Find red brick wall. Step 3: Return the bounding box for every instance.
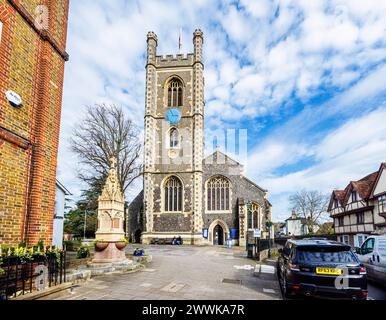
[0,0,69,246]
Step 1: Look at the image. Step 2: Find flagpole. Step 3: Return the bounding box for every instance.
[179,28,182,54]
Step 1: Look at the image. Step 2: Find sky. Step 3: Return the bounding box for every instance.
[57,0,386,222]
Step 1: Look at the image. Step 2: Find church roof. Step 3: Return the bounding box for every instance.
[241,175,267,193]
[203,150,242,166]
[204,150,267,193]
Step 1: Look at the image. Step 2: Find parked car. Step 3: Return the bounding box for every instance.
[355,235,386,285]
[277,239,368,300]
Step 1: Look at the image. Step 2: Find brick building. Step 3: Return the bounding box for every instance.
[0,0,69,246]
[127,31,272,246]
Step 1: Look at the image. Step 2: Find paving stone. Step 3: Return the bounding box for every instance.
[160,282,185,293]
[47,246,281,300]
[140,283,152,287]
[263,288,276,294]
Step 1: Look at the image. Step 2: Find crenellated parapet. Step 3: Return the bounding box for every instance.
[155,53,195,67]
[146,31,158,65]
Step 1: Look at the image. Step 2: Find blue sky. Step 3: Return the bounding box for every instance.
[57,0,386,222]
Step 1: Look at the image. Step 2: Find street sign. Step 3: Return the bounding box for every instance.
[254,229,261,238]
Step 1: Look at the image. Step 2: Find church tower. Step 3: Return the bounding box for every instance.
[142,30,205,244]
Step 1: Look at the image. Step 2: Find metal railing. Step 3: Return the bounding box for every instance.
[0,251,66,300]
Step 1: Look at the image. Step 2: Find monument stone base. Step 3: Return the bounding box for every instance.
[92,242,127,263]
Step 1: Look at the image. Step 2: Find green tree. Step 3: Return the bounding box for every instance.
[316,222,334,235]
[64,205,97,238]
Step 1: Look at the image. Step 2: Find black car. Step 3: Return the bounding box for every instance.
[277,238,368,300]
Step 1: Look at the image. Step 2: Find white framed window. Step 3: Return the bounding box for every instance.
[169,128,179,148]
[343,235,349,245]
[356,234,367,247]
[379,194,386,213]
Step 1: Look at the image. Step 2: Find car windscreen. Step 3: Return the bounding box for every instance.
[296,246,357,263]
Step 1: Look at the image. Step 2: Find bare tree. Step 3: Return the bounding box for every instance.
[70,103,142,207]
[289,190,330,233]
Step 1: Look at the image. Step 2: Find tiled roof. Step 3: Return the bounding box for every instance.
[334,190,346,204]
[329,162,385,209]
[351,171,378,199]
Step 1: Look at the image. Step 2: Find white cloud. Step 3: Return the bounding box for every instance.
[58,0,386,215]
[250,106,386,221]
[233,74,265,105]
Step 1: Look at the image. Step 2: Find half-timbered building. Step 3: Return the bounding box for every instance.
[328,163,386,247]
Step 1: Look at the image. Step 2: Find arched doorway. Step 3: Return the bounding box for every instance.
[213,225,224,245]
[208,219,230,246]
[134,229,142,243]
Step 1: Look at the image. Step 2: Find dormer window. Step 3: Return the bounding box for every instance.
[352,191,357,202]
[334,198,339,208]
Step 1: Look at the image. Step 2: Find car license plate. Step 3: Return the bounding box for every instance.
[316,267,342,275]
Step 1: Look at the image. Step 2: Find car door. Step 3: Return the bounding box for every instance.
[357,237,376,278]
[371,238,386,283]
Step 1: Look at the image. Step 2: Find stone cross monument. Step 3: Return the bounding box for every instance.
[92,156,127,263]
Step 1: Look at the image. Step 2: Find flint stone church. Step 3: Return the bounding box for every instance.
[127,30,272,247]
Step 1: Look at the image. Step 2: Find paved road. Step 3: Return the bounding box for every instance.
[368,282,386,300]
[47,245,281,300]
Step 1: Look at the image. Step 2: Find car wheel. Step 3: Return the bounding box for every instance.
[281,275,292,299]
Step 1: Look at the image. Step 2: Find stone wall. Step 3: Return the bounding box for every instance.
[202,151,268,230]
[126,190,144,240]
[142,31,204,238]
[153,214,191,232]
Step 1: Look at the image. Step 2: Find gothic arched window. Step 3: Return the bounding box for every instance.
[251,203,259,229]
[164,176,182,212]
[169,128,179,148]
[168,79,183,107]
[206,176,230,211]
[247,212,252,229]
[253,211,258,229]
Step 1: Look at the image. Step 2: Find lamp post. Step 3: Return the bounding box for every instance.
[266,215,273,258]
[83,208,87,240]
[245,201,253,258]
[78,201,89,241]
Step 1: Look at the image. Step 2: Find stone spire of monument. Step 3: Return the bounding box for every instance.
[99,156,124,203]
